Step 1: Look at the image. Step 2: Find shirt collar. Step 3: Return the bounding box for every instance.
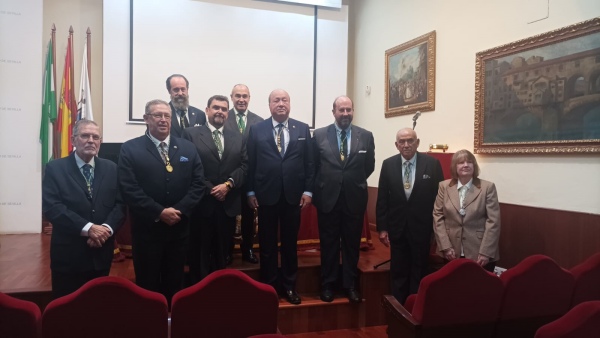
[233,107,247,116]
[334,123,352,133]
[74,152,95,169]
[146,131,170,148]
[457,178,473,190]
[272,118,288,128]
[206,122,223,134]
[402,154,417,166]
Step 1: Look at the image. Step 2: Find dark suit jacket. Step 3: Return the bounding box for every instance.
[312,124,375,213]
[42,153,125,272]
[224,109,264,141]
[118,135,205,239]
[376,152,444,242]
[247,117,315,206]
[169,102,207,138]
[182,124,247,217]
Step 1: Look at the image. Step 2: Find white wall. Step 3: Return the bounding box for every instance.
[0,0,43,233]
[349,0,600,214]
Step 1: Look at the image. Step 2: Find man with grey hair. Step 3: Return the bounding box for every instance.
[118,99,205,303]
[43,119,126,298]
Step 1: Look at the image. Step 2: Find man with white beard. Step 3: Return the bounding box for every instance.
[166,74,207,137]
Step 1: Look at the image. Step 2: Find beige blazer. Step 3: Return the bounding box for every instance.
[433,178,501,261]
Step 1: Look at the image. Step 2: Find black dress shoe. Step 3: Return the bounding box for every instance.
[242,250,259,264]
[320,289,334,303]
[284,290,301,305]
[345,288,362,303]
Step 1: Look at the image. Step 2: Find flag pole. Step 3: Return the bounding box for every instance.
[69,26,77,127]
[86,27,91,89]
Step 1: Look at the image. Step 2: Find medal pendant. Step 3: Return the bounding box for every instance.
[404,182,411,189]
[459,208,466,216]
[341,154,345,161]
[166,164,173,172]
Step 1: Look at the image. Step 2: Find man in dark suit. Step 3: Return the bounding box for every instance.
[224,84,263,264]
[376,128,444,303]
[246,89,315,304]
[118,99,205,303]
[43,120,125,299]
[166,74,207,137]
[312,96,375,303]
[182,95,247,283]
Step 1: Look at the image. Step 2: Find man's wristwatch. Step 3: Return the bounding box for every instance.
[224,181,233,190]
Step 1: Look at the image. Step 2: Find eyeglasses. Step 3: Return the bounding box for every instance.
[397,138,416,146]
[75,133,101,141]
[146,113,172,120]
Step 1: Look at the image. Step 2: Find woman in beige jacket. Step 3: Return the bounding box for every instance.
[433,149,500,272]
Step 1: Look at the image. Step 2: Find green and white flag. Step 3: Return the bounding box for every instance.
[40,39,57,165]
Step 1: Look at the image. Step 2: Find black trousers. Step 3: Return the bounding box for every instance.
[190,206,236,284]
[317,192,364,290]
[258,197,301,292]
[131,227,186,305]
[390,230,431,304]
[51,269,109,299]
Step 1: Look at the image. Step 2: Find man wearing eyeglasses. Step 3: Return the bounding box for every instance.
[182,95,247,283]
[43,120,126,298]
[376,128,444,304]
[166,74,207,137]
[224,84,264,265]
[118,99,205,304]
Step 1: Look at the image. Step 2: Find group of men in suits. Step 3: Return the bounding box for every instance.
[42,71,443,306]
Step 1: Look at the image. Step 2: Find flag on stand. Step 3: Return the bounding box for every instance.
[77,40,93,121]
[40,39,57,165]
[55,35,77,158]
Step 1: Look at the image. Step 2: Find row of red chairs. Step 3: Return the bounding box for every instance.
[0,269,281,338]
[382,252,600,338]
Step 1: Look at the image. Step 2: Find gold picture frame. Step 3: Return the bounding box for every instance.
[474,18,600,154]
[385,30,436,118]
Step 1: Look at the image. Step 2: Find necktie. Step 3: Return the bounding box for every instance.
[340,129,348,161]
[459,185,468,208]
[237,113,246,133]
[159,142,168,164]
[213,130,223,158]
[276,123,285,156]
[403,161,412,190]
[82,164,94,199]
[180,110,189,128]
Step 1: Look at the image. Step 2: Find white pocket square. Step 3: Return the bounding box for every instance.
[180,156,189,162]
[423,174,431,179]
[298,138,306,141]
[358,150,367,153]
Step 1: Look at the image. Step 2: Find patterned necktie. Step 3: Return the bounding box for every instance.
[159,142,168,164]
[459,185,468,209]
[237,113,246,133]
[276,123,285,156]
[213,130,223,159]
[82,164,94,199]
[403,161,412,189]
[340,129,348,161]
[180,110,189,128]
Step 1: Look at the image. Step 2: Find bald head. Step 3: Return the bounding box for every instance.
[332,96,354,129]
[268,89,291,123]
[395,128,420,160]
[231,84,250,112]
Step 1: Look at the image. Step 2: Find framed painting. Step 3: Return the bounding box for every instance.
[474,18,600,154]
[385,30,436,118]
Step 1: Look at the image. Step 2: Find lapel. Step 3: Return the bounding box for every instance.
[188,108,197,126]
[463,183,482,209]
[284,119,299,159]
[266,118,281,155]
[145,135,166,165]
[394,155,408,203]
[169,102,183,134]
[199,125,221,160]
[168,137,181,164]
[68,154,89,197]
[447,181,461,214]
[221,126,237,162]
[347,126,361,165]
[327,125,343,166]
[91,158,105,203]
[412,153,427,193]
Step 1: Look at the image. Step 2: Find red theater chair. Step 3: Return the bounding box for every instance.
[0,292,41,338]
[42,276,168,338]
[171,269,279,338]
[495,255,575,338]
[382,259,503,338]
[534,301,600,338]
[570,252,600,307]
